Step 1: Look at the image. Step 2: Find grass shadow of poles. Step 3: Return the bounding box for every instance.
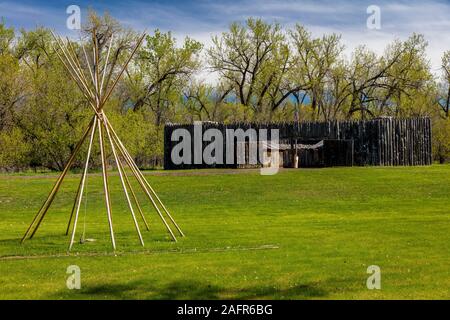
[52,279,338,299]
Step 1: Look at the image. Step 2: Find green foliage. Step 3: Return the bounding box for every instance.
[1,12,450,170]
[0,52,23,129]
[0,20,14,55]
[208,18,291,115]
[128,29,202,125]
[107,108,162,168]
[15,32,89,170]
[432,118,450,163]
[0,128,30,170]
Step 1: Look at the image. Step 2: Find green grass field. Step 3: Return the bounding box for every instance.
[0,166,449,299]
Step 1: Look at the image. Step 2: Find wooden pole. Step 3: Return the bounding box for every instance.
[99,32,146,110]
[108,120,184,237]
[139,176,184,237]
[68,119,97,251]
[93,29,101,107]
[99,35,114,98]
[22,117,96,242]
[115,151,150,231]
[52,46,97,113]
[52,33,96,101]
[79,36,96,88]
[66,36,94,97]
[65,167,83,236]
[98,117,116,250]
[113,134,177,241]
[105,119,177,241]
[103,118,145,246]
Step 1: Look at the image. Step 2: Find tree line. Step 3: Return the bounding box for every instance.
[1,12,449,171]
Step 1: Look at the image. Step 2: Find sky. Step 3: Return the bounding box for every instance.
[1,0,450,80]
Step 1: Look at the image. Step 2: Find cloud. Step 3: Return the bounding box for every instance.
[1,0,449,80]
[0,1,63,29]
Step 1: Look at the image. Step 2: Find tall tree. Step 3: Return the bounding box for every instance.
[438,51,450,118]
[289,24,345,120]
[208,18,296,117]
[128,30,202,125]
[183,81,233,122]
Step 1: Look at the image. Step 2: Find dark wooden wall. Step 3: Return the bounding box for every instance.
[164,118,432,169]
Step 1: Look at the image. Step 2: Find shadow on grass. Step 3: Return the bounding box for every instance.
[53,279,331,300]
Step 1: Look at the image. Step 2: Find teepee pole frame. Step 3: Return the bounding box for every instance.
[21,28,183,251]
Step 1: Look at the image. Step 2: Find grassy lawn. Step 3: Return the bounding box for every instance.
[0,166,449,299]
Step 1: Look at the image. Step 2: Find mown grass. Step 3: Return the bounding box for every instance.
[0,166,449,299]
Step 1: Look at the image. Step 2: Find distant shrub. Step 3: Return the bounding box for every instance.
[432,118,450,163]
[0,128,31,171]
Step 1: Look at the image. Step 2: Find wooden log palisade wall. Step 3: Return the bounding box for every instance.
[164,117,432,169]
